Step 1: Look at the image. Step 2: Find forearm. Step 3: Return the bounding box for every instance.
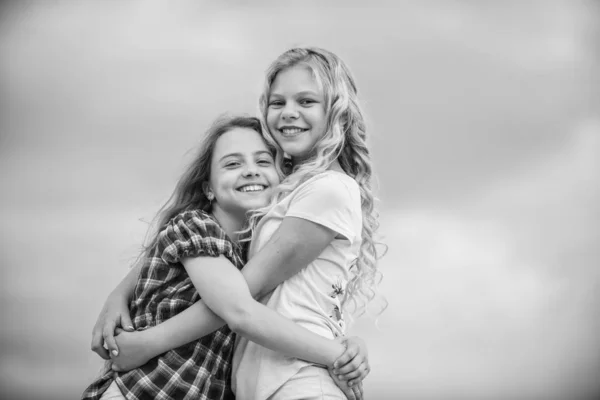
[158,285,345,367]
[232,302,345,368]
[112,263,142,301]
[182,256,346,367]
[137,300,227,358]
[240,218,337,300]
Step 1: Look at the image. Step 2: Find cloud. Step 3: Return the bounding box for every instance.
[361,119,600,399]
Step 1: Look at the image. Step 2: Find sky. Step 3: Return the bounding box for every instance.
[1,1,599,399]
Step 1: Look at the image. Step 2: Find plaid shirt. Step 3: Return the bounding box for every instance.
[82,210,245,400]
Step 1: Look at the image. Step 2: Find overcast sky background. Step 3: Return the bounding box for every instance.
[1,1,599,399]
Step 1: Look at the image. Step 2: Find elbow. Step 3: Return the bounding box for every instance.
[253,287,271,301]
[222,303,254,336]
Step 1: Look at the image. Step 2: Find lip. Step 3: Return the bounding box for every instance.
[235,183,269,193]
[279,125,308,130]
[278,126,309,136]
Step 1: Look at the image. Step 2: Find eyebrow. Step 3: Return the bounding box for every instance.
[219,150,273,163]
[270,90,321,97]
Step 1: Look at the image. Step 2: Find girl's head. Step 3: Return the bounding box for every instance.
[259,47,363,171]
[202,118,280,221]
[168,115,278,221]
[255,47,384,316]
[141,116,279,258]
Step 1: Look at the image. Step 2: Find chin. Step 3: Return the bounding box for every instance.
[250,199,270,209]
[241,197,269,210]
[282,146,309,160]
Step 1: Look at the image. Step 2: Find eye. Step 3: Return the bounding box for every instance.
[269,99,284,108]
[257,158,273,166]
[299,98,316,106]
[224,161,241,168]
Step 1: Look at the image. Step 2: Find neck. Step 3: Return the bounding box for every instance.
[210,206,245,242]
[292,157,344,173]
[328,159,344,173]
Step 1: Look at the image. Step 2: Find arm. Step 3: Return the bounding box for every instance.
[113,178,354,357]
[91,263,141,359]
[112,219,368,385]
[115,215,337,358]
[183,252,345,366]
[239,215,338,299]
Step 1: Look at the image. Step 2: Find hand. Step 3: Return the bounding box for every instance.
[90,291,134,360]
[332,336,370,387]
[110,328,155,372]
[329,367,364,400]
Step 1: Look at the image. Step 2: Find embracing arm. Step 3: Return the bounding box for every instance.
[239,216,336,299]
[184,252,345,366]
[117,217,340,362]
[110,217,370,395]
[113,262,141,303]
[91,263,141,359]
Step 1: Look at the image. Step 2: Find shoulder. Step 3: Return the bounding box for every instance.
[326,171,360,196]
[158,209,237,264]
[167,209,225,239]
[170,209,214,225]
[295,171,360,202]
[284,171,361,242]
[285,171,361,219]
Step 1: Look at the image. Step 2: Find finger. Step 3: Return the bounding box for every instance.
[103,321,119,357]
[90,330,110,360]
[114,327,124,336]
[119,312,135,331]
[341,361,369,381]
[347,364,370,387]
[354,383,364,400]
[335,354,362,375]
[111,362,123,372]
[333,342,360,370]
[343,387,357,400]
[340,366,364,381]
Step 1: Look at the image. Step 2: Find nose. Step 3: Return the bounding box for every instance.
[281,103,299,121]
[242,162,260,177]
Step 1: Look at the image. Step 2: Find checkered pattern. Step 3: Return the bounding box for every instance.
[82,210,244,400]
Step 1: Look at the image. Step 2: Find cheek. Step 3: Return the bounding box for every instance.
[317,110,327,126]
[267,111,280,128]
[315,114,327,134]
[269,170,280,185]
[215,172,237,191]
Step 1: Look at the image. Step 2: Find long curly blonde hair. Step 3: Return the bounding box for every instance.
[250,47,384,316]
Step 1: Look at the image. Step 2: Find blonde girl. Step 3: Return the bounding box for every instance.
[88,114,370,400]
[231,47,382,399]
[93,47,381,400]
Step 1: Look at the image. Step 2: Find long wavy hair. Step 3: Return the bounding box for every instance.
[135,115,270,267]
[251,47,385,317]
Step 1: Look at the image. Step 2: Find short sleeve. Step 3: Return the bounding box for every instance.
[285,173,361,242]
[158,210,234,264]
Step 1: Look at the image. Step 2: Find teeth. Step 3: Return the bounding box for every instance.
[239,185,265,193]
[281,128,305,135]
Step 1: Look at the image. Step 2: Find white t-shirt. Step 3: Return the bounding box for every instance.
[232,170,362,400]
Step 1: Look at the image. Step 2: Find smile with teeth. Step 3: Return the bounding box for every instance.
[237,184,267,193]
[280,127,308,135]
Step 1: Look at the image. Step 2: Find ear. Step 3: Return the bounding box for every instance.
[202,181,212,198]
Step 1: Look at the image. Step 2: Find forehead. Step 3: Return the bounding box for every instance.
[212,127,269,160]
[270,65,321,95]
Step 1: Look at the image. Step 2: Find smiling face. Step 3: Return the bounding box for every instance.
[266,65,327,163]
[207,127,280,221]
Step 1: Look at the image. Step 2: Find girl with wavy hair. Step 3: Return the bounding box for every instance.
[91,47,382,400]
[84,115,368,400]
[233,46,383,399]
